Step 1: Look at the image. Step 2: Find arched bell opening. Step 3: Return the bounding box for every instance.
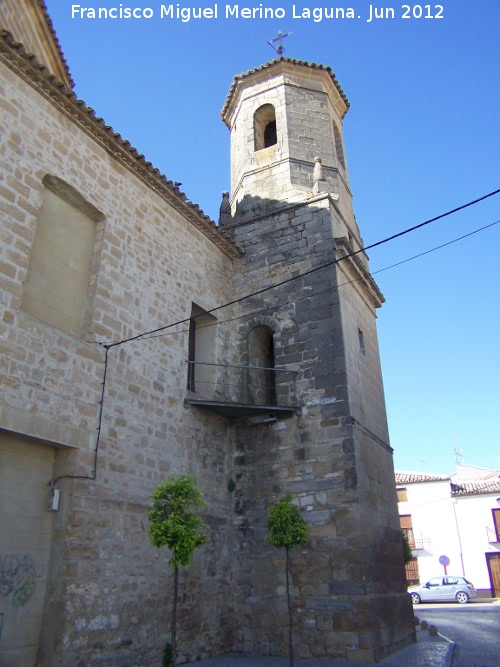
[254,104,277,151]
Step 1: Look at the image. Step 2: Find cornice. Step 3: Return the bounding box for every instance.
[0,30,243,260]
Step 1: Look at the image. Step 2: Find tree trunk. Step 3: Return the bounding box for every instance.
[286,548,294,667]
[172,566,179,667]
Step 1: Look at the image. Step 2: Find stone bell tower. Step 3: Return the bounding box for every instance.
[220,58,415,663]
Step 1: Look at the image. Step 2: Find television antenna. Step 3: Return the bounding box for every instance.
[268,31,292,56]
[452,433,466,465]
[417,458,428,471]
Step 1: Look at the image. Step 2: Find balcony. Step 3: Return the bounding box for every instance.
[184,361,299,419]
[413,535,431,550]
[404,528,431,551]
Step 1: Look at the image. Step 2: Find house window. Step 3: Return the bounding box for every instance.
[22,175,104,338]
[493,508,500,541]
[397,488,408,502]
[400,515,415,548]
[254,104,277,151]
[186,303,217,395]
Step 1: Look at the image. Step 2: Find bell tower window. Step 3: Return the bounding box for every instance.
[254,104,277,151]
[264,120,277,148]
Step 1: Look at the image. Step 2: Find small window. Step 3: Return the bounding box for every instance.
[254,104,277,151]
[400,515,415,548]
[493,508,500,541]
[397,488,408,502]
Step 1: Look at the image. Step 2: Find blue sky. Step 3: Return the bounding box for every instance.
[44,1,500,474]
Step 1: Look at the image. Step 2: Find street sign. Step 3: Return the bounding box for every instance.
[439,554,450,574]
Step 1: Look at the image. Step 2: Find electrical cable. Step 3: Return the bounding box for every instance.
[141,217,500,343]
[99,188,500,349]
[56,192,498,487]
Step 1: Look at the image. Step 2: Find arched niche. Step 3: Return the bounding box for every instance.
[248,325,276,405]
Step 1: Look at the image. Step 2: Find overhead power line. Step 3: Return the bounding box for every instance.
[99,188,500,350]
[142,218,500,343]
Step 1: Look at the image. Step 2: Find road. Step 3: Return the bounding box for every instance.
[413,602,500,667]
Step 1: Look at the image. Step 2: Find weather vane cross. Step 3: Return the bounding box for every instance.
[268,30,292,56]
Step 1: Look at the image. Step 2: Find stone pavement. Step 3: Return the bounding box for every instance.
[184,624,454,667]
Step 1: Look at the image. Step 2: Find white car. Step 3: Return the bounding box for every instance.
[409,575,477,604]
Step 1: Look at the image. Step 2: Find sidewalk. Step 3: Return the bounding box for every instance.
[184,623,455,667]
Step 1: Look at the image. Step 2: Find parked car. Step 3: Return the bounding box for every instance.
[409,576,477,604]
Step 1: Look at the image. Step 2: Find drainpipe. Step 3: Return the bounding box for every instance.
[452,498,466,576]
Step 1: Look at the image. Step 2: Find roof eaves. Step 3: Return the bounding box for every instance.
[395,471,450,485]
[451,480,500,497]
[0,30,243,260]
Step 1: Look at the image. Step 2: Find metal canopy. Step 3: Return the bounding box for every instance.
[185,399,298,419]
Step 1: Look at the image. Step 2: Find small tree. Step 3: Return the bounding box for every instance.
[149,475,208,667]
[267,495,309,667]
[402,530,413,564]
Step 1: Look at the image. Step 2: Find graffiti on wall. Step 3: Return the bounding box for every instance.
[0,554,42,608]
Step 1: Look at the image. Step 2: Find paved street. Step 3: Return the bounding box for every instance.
[413,601,500,667]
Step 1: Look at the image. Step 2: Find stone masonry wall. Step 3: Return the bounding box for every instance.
[224,190,414,661]
[0,60,240,665]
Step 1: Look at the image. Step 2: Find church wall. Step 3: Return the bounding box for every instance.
[0,59,239,665]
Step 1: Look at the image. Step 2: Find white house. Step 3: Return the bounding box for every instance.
[396,464,500,598]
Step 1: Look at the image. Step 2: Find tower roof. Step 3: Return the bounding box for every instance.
[221,57,350,128]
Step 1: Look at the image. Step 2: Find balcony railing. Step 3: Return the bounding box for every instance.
[405,530,431,551]
[185,361,298,418]
[413,535,431,550]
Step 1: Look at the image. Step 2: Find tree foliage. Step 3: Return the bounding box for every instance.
[402,530,413,565]
[149,474,208,568]
[148,475,208,667]
[267,494,309,551]
[267,494,309,667]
